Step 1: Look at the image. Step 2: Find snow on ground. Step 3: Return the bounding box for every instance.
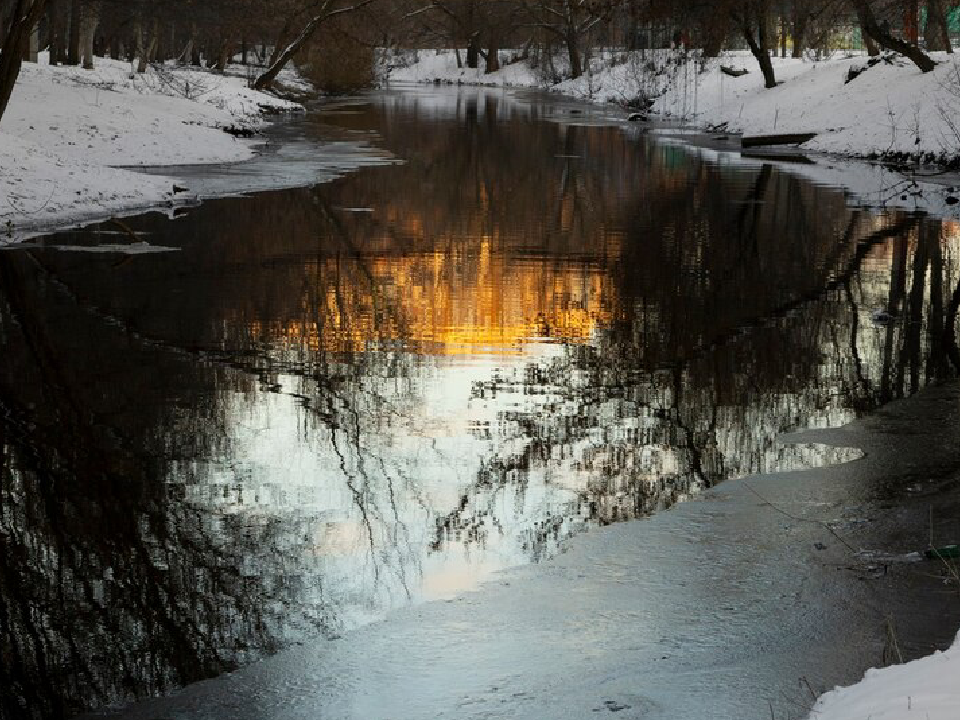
[388,48,960,162]
[1,54,302,239]
[806,632,960,720]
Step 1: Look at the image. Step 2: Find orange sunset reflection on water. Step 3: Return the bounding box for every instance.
[252,236,621,356]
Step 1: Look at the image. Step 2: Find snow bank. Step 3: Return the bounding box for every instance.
[1,54,302,238]
[388,49,960,162]
[807,632,960,720]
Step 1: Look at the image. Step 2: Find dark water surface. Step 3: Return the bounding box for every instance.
[2,86,959,719]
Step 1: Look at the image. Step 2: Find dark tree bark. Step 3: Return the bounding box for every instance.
[565,31,582,78]
[191,25,202,66]
[924,0,953,53]
[702,16,729,57]
[254,0,376,90]
[484,40,500,73]
[736,4,777,89]
[0,0,48,122]
[214,37,230,72]
[79,0,101,70]
[791,6,808,58]
[851,0,936,72]
[926,223,947,378]
[466,33,480,68]
[67,0,81,65]
[47,0,63,64]
[905,0,920,44]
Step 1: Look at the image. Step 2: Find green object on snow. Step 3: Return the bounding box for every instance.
[925,545,960,560]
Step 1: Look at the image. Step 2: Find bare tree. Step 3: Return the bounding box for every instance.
[520,0,622,79]
[849,0,936,71]
[925,0,953,53]
[0,0,48,122]
[730,0,778,88]
[79,0,102,69]
[252,0,377,89]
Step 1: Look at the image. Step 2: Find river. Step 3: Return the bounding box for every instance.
[1,85,959,720]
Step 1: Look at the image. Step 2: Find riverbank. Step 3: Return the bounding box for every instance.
[0,55,303,240]
[388,48,960,168]
[87,373,960,720]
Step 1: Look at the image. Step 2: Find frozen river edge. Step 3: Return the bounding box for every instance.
[84,379,960,720]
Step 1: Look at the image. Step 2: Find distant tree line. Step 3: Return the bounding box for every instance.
[387,0,956,86]
[1,0,959,122]
[0,0,382,118]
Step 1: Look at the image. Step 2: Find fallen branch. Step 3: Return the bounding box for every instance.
[721,65,750,77]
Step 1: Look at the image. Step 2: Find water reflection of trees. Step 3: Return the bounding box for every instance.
[4,89,960,719]
[445,213,960,533]
[0,253,323,719]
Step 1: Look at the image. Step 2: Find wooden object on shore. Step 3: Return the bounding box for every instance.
[720,65,750,77]
[741,150,815,165]
[741,132,817,148]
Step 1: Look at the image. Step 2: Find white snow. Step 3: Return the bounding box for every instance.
[388,48,960,162]
[0,54,302,239]
[807,632,960,720]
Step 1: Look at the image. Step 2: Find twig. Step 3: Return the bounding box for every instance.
[742,481,858,554]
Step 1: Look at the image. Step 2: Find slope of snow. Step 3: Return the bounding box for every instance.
[387,49,960,162]
[807,632,960,720]
[1,54,302,239]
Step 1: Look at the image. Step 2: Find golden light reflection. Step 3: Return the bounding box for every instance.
[254,237,620,356]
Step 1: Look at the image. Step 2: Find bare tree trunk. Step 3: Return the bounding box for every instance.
[215,38,230,72]
[852,0,935,71]
[180,35,194,65]
[147,20,159,63]
[47,0,63,64]
[192,25,202,66]
[466,34,480,68]
[79,1,101,70]
[905,0,920,44]
[702,18,728,57]
[253,0,376,91]
[135,22,145,72]
[22,22,39,62]
[927,223,946,378]
[485,40,500,73]
[0,0,48,123]
[739,9,777,88]
[792,7,807,58]
[268,16,296,67]
[135,19,157,73]
[67,0,81,65]
[925,0,953,53]
[566,30,582,79]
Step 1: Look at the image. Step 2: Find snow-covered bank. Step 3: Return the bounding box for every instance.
[1,55,302,239]
[807,632,960,720]
[388,49,960,164]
